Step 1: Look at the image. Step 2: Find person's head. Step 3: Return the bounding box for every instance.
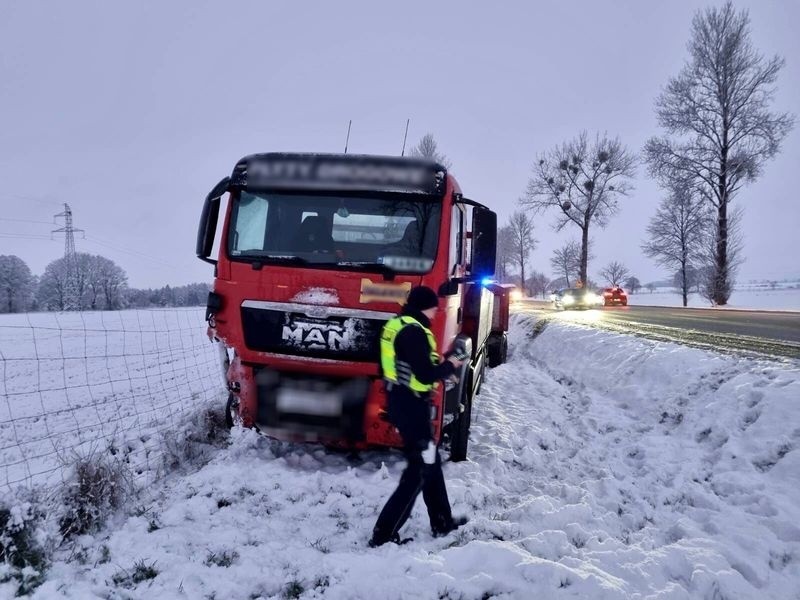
[405,285,439,319]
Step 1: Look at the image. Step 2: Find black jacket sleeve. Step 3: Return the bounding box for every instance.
[394,325,456,385]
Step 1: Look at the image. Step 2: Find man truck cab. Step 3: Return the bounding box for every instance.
[197,153,510,460]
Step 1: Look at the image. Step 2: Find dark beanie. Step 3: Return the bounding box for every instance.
[405,285,439,312]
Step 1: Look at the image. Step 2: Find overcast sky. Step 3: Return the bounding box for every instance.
[1,1,797,289]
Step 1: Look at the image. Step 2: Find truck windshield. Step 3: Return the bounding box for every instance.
[228,191,442,273]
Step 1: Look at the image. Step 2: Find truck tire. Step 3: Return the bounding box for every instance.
[486,332,508,367]
[448,384,472,462]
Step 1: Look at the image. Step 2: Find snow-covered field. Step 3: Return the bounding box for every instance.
[628,287,800,311]
[0,308,224,492]
[17,313,799,599]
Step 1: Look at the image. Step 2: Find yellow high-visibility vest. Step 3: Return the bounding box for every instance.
[380,315,439,393]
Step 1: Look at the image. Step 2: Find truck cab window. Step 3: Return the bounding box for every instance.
[231,192,268,253]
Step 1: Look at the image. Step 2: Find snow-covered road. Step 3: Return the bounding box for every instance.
[30,314,800,599]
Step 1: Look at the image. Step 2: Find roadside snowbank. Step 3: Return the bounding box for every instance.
[25,314,800,599]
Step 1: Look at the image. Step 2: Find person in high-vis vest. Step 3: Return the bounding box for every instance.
[370,285,467,547]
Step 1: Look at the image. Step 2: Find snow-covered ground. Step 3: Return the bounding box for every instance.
[628,287,800,311]
[19,313,799,599]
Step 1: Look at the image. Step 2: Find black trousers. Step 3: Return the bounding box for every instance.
[372,416,453,542]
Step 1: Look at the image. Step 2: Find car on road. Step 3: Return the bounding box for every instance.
[552,288,603,310]
[601,286,628,306]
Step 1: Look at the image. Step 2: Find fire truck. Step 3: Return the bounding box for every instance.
[196,153,510,460]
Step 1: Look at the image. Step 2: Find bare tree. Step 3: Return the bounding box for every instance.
[409,133,452,169]
[599,261,630,286]
[0,255,35,313]
[646,282,657,294]
[672,268,695,293]
[37,258,69,310]
[507,211,537,289]
[644,2,794,305]
[87,255,128,309]
[625,276,642,295]
[550,240,582,288]
[37,254,128,311]
[527,271,550,298]
[521,131,636,285]
[642,186,710,306]
[699,205,745,304]
[495,225,515,283]
[680,264,701,293]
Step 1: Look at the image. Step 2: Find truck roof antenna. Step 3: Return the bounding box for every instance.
[344,120,352,154]
[401,119,410,156]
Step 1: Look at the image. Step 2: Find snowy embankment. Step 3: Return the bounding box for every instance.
[31,315,800,599]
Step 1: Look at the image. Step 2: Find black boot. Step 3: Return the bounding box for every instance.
[369,532,414,548]
[432,515,468,538]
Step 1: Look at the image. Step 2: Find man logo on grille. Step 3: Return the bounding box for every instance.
[282,322,350,350]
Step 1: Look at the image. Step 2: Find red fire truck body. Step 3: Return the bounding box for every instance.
[197,153,509,460]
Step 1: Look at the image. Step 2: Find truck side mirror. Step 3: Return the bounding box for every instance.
[438,280,459,297]
[470,207,497,280]
[196,177,230,265]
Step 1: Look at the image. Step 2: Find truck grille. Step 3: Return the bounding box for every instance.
[240,300,394,362]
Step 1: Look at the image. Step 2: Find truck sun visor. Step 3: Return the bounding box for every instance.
[230,153,446,195]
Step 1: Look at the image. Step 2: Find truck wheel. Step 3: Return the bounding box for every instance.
[486,332,508,367]
[225,393,241,428]
[448,385,472,462]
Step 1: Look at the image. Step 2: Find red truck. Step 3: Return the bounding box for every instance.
[196,153,510,460]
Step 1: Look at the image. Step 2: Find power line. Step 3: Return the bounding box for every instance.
[0,194,62,208]
[82,236,182,269]
[0,217,55,226]
[0,232,53,240]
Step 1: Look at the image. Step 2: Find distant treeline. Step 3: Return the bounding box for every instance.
[0,253,210,313]
[125,282,211,309]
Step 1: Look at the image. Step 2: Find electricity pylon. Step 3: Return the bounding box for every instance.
[52,203,85,311]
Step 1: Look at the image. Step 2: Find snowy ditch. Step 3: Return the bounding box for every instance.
[8,312,800,598]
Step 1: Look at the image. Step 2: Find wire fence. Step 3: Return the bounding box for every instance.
[0,307,226,495]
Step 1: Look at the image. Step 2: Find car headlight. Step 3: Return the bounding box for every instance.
[563,295,575,304]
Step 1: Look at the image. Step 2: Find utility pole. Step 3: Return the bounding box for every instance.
[52,203,85,310]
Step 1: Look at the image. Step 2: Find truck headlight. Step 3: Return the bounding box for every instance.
[563,295,575,304]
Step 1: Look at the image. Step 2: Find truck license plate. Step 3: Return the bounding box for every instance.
[276,388,343,417]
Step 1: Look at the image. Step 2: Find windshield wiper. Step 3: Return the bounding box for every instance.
[262,255,309,264]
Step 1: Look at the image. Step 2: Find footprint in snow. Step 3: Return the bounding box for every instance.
[752,442,794,473]
[741,409,761,430]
